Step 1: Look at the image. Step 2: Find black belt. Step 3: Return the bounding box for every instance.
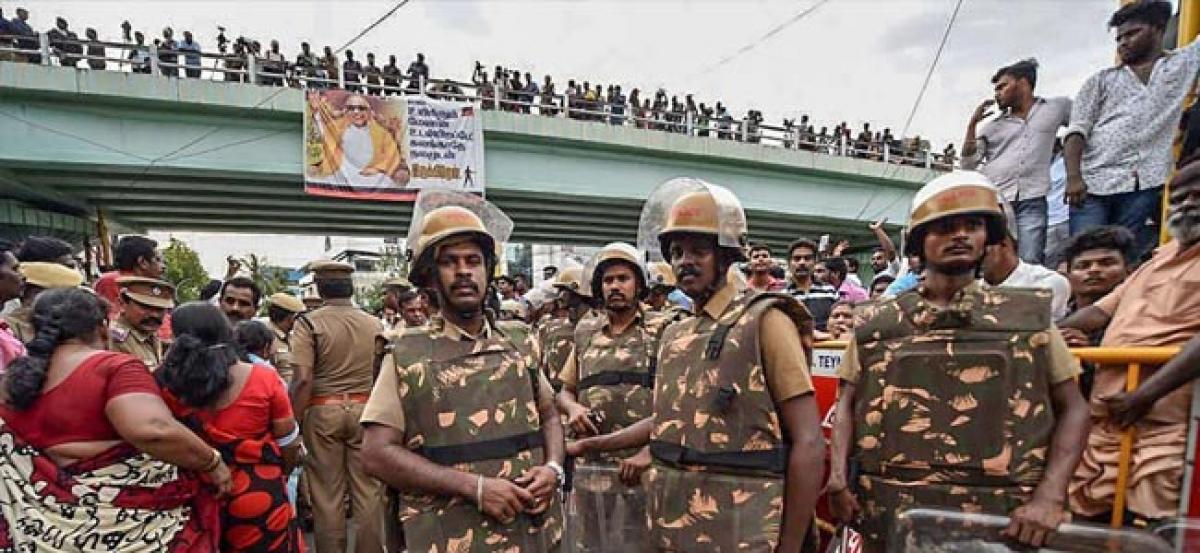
[417,431,545,465]
[577,370,652,391]
[650,440,790,475]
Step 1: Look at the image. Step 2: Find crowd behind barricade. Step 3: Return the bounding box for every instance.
[2,1,1200,551]
[0,6,955,170]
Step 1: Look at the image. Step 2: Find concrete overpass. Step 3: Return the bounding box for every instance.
[0,61,940,252]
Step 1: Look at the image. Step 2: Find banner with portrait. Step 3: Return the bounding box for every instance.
[303,90,486,201]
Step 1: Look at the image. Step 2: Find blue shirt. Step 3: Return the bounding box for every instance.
[1047,155,1069,226]
[8,17,33,36]
[667,289,693,312]
[176,39,201,65]
[884,271,920,298]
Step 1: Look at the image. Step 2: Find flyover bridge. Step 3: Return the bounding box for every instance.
[0,61,940,252]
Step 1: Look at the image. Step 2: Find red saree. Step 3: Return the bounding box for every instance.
[0,419,220,552]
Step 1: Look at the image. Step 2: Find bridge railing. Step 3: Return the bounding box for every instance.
[0,32,956,171]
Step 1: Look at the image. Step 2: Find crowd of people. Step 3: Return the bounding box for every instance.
[0,1,1199,552]
[0,7,954,169]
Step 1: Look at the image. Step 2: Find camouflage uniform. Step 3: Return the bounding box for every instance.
[567,306,683,551]
[648,291,811,552]
[843,283,1068,550]
[537,312,584,392]
[374,315,563,552]
[2,307,32,344]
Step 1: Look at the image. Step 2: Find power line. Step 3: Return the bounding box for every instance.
[684,0,832,82]
[123,0,414,189]
[897,0,965,141]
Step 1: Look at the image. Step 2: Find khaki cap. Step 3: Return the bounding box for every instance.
[305,259,355,278]
[116,276,176,309]
[383,276,413,289]
[267,292,305,313]
[19,262,84,289]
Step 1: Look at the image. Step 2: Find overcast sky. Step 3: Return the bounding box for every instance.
[19,0,1151,273]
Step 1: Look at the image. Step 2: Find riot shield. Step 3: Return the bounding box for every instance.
[567,463,650,552]
[888,508,1172,552]
[1150,518,1200,551]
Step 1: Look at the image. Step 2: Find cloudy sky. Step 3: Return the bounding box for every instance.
[22,0,1144,273]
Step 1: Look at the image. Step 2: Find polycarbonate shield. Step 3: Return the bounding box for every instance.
[567,463,651,552]
[636,177,748,263]
[404,189,514,262]
[1150,518,1200,551]
[888,508,1172,552]
[582,242,647,298]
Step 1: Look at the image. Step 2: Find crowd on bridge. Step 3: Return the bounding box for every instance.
[2,1,1200,552]
[0,5,953,169]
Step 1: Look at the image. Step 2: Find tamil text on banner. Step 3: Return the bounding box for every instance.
[304,90,485,201]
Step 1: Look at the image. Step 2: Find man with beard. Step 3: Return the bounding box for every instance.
[361,190,564,551]
[1065,0,1199,258]
[537,266,595,392]
[556,242,682,551]
[569,178,823,552]
[290,260,386,552]
[6,262,83,343]
[109,276,175,370]
[1062,158,1200,525]
[828,171,1088,551]
[219,275,260,325]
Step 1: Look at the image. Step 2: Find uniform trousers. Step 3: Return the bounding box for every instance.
[303,401,385,552]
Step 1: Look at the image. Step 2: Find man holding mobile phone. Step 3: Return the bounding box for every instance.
[961,59,1071,265]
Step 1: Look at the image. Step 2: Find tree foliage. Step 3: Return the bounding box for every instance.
[162,238,210,303]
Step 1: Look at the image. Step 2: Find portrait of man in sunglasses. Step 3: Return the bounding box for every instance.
[306,91,411,190]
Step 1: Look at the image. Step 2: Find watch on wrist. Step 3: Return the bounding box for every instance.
[545,461,565,487]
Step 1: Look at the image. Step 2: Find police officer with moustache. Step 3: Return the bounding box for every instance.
[570,178,824,552]
[537,266,595,392]
[289,260,386,553]
[826,171,1090,551]
[556,242,684,551]
[109,276,175,370]
[361,190,565,552]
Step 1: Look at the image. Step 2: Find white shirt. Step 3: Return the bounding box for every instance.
[1067,39,1200,195]
[992,261,1071,321]
[338,124,392,188]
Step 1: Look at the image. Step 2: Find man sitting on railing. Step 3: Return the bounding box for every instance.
[46,17,79,69]
[9,7,37,64]
[1062,155,1200,525]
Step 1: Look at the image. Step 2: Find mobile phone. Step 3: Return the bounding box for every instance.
[818,234,830,253]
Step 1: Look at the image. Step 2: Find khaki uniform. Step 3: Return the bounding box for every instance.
[362,316,562,552]
[267,321,296,384]
[647,281,814,552]
[837,283,1079,551]
[108,314,164,370]
[291,299,386,553]
[560,306,682,551]
[2,307,33,344]
[536,313,581,392]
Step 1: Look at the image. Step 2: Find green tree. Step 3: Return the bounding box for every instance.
[235,253,292,300]
[162,238,210,303]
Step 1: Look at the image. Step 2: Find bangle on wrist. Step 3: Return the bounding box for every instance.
[475,474,485,512]
[201,448,221,472]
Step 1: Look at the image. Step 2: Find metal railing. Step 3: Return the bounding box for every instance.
[0,31,957,171]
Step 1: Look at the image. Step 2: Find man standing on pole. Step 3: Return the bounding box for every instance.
[361,190,564,551]
[826,171,1090,551]
[569,178,824,551]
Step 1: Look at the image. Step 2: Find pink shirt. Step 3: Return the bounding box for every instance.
[838,280,869,303]
[0,320,25,375]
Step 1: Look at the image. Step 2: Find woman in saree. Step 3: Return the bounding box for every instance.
[157,302,304,552]
[0,287,230,552]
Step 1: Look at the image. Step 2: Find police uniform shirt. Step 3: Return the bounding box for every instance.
[267,320,296,383]
[558,308,647,390]
[2,306,33,343]
[289,298,383,397]
[700,278,814,403]
[361,317,555,434]
[108,315,163,369]
[836,282,1080,385]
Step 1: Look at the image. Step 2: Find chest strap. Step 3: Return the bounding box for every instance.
[650,440,790,475]
[416,431,545,466]
[577,367,654,391]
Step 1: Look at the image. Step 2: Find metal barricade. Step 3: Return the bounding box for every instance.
[1071,347,1181,528]
[890,508,1172,552]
